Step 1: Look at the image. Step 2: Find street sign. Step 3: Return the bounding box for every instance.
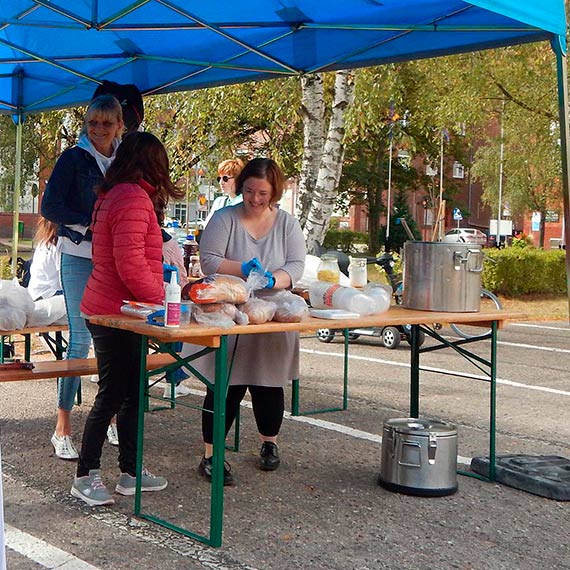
[453,208,463,221]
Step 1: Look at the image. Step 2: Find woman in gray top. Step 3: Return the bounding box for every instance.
[195,158,306,486]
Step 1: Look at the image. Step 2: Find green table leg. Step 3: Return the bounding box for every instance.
[409,324,420,417]
[210,335,228,547]
[489,321,498,482]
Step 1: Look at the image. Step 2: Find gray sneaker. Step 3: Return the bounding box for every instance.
[115,467,168,496]
[71,469,115,507]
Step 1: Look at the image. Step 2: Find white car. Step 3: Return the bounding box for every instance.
[443,228,487,246]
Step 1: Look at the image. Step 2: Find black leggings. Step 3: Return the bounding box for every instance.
[202,385,284,444]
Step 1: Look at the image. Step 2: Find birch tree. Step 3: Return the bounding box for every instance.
[302,70,355,254]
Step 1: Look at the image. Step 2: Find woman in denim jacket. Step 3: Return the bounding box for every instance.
[41,95,124,460]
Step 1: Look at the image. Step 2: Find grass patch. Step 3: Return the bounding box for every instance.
[499,293,569,321]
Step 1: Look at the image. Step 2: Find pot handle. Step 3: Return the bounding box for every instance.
[466,249,483,273]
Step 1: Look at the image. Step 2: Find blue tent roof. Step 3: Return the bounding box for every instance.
[0,0,566,116]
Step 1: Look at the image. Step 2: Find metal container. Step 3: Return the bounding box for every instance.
[402,241,483,312]
[378,418,458,496]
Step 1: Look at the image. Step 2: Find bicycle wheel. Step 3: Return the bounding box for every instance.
[450,289,503,339]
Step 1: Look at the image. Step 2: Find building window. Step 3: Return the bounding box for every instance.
[452,161,465,179]
[425,165,438,177]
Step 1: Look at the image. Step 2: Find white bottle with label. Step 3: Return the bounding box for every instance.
[309,281,376,315]
[164,270,181,327]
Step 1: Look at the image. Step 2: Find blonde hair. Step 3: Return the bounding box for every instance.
[34,216,58,247]
[218,158,244,177]
[80,95,124,136]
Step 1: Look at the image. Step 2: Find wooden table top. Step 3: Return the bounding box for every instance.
[89,306,525,348]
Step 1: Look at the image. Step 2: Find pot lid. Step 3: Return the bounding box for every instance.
[384,417,457,437]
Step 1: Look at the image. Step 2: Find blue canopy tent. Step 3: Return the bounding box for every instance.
[0,0,568,293]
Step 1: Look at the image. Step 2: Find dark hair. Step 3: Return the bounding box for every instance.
[235,158,284,204]
[92,80,144,133]
[99,132,184,220]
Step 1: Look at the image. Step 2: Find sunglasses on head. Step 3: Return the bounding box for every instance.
[217,175,234,183]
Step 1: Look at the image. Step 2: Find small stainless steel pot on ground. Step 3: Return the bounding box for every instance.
[378,417,458,497]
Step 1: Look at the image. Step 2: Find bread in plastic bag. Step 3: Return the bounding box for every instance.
[270,290,309,323]
[239,298,277,324]
[192,302,249,327]
[183,274,248,304]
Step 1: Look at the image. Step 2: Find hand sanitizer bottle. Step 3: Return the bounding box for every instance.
[164,269,181,327]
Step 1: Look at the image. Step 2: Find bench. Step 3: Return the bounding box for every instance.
[0,352,177,383]
[1,324,68,362]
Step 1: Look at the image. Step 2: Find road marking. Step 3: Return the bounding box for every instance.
[494,340,570,354]
[300,348,570,397]
[5,524,101,569]
[510,322,570,331]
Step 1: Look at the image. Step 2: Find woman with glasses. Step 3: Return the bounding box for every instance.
[41,95,124,460]
[203,158,244,228]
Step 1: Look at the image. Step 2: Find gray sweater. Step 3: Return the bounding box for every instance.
[183,204,307,386]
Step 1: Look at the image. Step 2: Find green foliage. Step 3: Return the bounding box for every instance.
[482,248,566,296]
[323,229,369,254]
[0,256,14,279]
[381,189,422,252]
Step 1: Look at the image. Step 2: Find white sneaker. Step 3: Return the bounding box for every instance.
[163,382,192,399]
[51,432,79,460]
[89,375,99,383]
[107,424,119,446]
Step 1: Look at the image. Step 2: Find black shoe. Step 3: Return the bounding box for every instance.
[259,442,280,471]
[198,456,235,486]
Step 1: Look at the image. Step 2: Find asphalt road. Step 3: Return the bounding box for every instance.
[2,319,570,569]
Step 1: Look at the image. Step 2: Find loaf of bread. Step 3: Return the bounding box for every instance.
[239,298,277,324]
[182,274,248,304]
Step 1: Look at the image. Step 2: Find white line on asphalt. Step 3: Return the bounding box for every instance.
[5,524,101,569]
[300,348,570,396]
[494,340,570,354]
[182,388,472,466]
[510,322,570,331]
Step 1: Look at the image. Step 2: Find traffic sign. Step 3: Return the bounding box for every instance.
[453,208,463,221]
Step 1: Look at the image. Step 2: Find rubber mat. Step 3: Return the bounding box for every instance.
[471,454,570,500]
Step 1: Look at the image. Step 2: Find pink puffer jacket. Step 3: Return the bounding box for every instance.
[81,181,164,316]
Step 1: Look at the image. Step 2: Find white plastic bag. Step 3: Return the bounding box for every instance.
[27,296,68,327]
[0,279,35,330]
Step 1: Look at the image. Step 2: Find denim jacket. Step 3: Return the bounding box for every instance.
[41,146,103,243]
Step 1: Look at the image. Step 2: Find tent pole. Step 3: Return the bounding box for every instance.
[11,116,23,276]
[553,39,570,323]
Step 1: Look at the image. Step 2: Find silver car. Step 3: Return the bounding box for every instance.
[443,228,487,245]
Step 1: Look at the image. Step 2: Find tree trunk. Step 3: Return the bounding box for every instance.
[297,74,325,229]
[539,208,546,248]
[304,70,355,254]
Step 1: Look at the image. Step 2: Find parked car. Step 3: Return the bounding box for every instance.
[443,228,487,246]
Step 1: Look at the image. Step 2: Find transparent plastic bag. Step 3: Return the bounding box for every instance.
[270,290,309,323]
[27,295,68,327]
[239,298,277,324]
[0,307,27,331]
[362,283,392,314]
[183,274,248,304]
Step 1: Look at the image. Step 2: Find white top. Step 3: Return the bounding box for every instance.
[203,193,243,228]
[27,242,62,301]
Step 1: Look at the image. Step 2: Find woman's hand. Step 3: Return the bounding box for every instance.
[241,257,263,277]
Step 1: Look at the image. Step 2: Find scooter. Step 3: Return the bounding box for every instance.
[314,252,426,349]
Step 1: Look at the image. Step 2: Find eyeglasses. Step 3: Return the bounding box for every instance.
[217,175,234,183]
[87,120,117,129]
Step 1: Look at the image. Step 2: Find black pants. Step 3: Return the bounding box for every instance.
[202,385,284,445]
[77,322,143,477]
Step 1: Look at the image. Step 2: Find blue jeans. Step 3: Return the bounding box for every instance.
[58,254,93,411]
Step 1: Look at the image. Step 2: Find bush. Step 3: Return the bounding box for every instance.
[482,247,566,296]
[323,229,369,254]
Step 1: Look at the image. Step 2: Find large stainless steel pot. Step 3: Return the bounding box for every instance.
[402,241,483,312]
[378,418,458,496]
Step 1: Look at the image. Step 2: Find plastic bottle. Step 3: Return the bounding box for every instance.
[183,234,199,275]
[309,281,376,315]
[164,270,181,327]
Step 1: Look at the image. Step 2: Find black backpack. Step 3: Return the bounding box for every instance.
[92,80,144,133]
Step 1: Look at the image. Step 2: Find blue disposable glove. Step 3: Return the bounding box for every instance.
[163,264,178,283]
[241,257,263,277]
[264,270,276,289]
